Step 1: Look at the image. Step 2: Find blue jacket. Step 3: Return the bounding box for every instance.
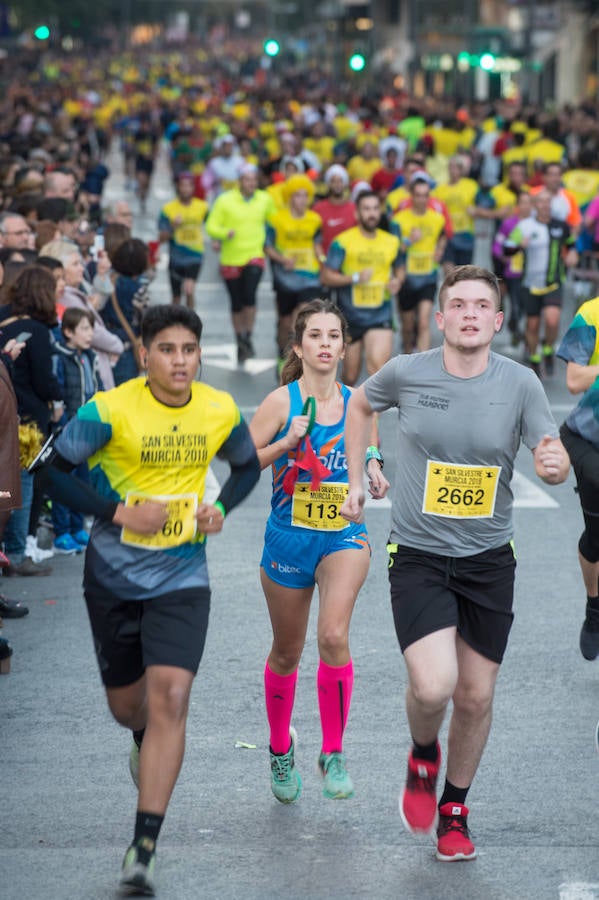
[52,338,103,421]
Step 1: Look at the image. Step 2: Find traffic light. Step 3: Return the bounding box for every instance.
[34,25,50,40]
[349,52,366,72]
[263,38,280,58]
[479,53,496,72]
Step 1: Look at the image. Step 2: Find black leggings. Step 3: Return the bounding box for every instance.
[560,423,599,562]
[223,265,263,313]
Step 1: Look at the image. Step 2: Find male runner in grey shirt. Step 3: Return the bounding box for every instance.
[340,264,569,862]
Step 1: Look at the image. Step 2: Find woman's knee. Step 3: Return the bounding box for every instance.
[317,622,349,659]
[269,643,303,673]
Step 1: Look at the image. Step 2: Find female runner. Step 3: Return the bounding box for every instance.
[249,298,389,802]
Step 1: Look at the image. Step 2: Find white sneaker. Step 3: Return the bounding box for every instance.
[26,535,54,562]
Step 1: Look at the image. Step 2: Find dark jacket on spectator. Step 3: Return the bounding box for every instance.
[0,305,63,435]
[52,338,104,420]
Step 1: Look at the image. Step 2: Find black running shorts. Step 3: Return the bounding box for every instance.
[84,586,211,688]
[388,543,516,664]
[169,261,202,295]
[521,286,562,317]
[346,318,393,344]
[398,279,437,312]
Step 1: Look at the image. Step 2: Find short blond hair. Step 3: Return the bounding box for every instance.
[38,239,81,266]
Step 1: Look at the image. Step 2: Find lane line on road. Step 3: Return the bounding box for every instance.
[512,470,559,508]
[559,883,599,900]
[202,344,277,375]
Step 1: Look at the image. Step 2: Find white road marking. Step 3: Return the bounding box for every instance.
[559,883,599,900]
[201,343,276,375]
[551,403,575,412]
[365,495,392,509]
[512,470,559,508]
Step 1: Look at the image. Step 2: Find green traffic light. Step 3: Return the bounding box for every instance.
[479,53,495,71]
[349,53,366,72]
[264,39,280,57]
[34,25,50,40]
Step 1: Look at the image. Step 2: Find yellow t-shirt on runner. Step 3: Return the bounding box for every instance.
[393,207,445,278]
[433,178,478,235]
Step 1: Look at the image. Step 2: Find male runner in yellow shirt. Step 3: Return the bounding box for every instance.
[206,164,275,363]
[393,174,446,353]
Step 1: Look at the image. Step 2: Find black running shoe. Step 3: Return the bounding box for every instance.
[580,604,599,661]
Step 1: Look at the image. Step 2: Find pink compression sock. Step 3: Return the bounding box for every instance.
[317,658,354,754]
[264,663,298,754]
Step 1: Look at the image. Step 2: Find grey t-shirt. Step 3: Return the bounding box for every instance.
[364,347,558,557]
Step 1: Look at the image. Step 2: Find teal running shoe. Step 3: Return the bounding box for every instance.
[119,840,156,896]
[318,751,354,799]
[129,741,140,789]
[270,726,302,803]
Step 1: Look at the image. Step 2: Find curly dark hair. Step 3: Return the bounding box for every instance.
[109,238,149,278]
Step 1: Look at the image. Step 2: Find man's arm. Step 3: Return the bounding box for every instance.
[205,196,231,242]
[32,416,168,535]
[533,435,570,484]
[157,210,172,244]
[214,418,261,514]
[320,264,355,288]
[566,360,599,394]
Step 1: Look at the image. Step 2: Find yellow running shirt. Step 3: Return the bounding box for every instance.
[433,178,478,235]
[159,198,208,258]
[392,207,445,278]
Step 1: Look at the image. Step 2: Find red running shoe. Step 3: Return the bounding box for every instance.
[436,802,476,861]
[399,743,440,834]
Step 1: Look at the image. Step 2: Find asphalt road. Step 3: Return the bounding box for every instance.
[2,143,599,900]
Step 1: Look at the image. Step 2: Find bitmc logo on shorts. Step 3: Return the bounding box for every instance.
[271,560,302,574]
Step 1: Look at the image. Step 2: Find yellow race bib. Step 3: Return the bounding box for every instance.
[291,482,349,531]
[407,253,434,276]
[352,282,385,308]
[120,492,198,550]
[291,247,317,270]
[176,224,201,244]
[451,211,470,232]
[422,461,501,518]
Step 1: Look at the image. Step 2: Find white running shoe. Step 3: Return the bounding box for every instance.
[26,535,54,562]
